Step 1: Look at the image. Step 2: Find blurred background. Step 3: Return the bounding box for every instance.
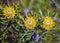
[0,0,60,43]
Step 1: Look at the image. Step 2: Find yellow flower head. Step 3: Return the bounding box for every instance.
[42,16,55,30]
[24,17,36,29]
[3,6,15,19]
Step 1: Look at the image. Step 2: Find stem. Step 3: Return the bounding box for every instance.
[21,30,28,39]
[28,0,34,10]
[7,0,10,6]
[39,10,45,19]
[52,0,60,10]
[54,13,58,18]
[47,9,50,17]
[55,3,60,10]
[20,0,26,8]
[39,37,43,43]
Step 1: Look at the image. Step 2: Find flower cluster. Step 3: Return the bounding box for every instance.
[2,6,55,30]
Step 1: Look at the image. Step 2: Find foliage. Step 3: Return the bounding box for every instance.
[0,0,60,43]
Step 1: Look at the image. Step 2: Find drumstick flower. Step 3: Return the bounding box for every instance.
[24,17,36,29]
[3,6,15,19]
[42,16,55,30]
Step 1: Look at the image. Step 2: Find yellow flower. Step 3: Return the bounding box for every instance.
[24,17,36,29]
[3,6,15,19]
[42,16,55,30]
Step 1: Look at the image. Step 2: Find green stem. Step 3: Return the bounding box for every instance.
[21,30,28,39]
[39,10,44,19]
[28,0,34,9]
[7,0,10,6]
